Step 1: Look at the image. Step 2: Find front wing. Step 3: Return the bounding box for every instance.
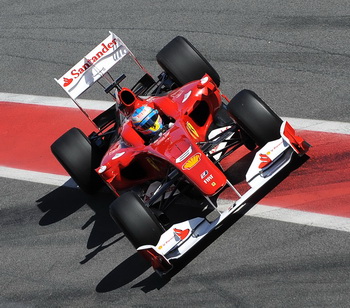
[138,121,310,275]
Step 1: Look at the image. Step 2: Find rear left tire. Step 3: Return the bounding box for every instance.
[51,128,104,194]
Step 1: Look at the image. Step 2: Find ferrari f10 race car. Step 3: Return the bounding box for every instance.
[52,32,310,275]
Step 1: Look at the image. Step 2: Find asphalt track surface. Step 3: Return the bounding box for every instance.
[1,1,350,307]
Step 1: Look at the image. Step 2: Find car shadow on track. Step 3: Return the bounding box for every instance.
[36,185,120,250]
[95,153,310,293]
[96,253,153,292]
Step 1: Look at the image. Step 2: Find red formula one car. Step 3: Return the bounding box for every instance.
[52,32,310,275]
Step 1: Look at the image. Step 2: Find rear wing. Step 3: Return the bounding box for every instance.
[54,32,150,128]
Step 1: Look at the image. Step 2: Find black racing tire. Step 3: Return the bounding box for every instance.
[51,127,104,194]
[156,36,220,87]
[109,191,165,248]
[227,90,283,147]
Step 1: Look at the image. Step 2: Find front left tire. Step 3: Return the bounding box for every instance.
[109,191,165,248]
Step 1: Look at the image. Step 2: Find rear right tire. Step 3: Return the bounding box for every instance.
[156,36,220,87]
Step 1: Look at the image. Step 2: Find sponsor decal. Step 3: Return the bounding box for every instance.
[65,39,125,84]
[258,153,272,169]
[158,228,190,250]
[63,77,73,87]
[200,170,209,179]
[186,122,199,139]
[265,141,283,156]
[182,153,201,170]
[174,228,190,240]
[56,33,131,100]
[258,140,287,169]
[175,146,192,163]
[203,174,214,184]
[61,35,129,88]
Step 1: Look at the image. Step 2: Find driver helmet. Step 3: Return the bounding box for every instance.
[131,105,163,136]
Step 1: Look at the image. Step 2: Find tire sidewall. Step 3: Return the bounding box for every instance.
[227,90,282,147]
[109,192,164,248]
[51,128,104,193]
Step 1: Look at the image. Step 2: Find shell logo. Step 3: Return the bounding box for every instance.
[182,153,201,170]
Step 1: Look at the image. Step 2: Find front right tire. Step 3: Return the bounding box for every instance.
[227,90,283,147]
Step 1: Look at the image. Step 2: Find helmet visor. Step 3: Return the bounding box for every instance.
[141,112,159,129]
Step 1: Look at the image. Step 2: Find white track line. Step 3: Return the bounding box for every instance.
[1,92,349,134]
[0,92,113,110]
[1,92,350,232]
[217,200,350,233]
[0,166,74,188]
